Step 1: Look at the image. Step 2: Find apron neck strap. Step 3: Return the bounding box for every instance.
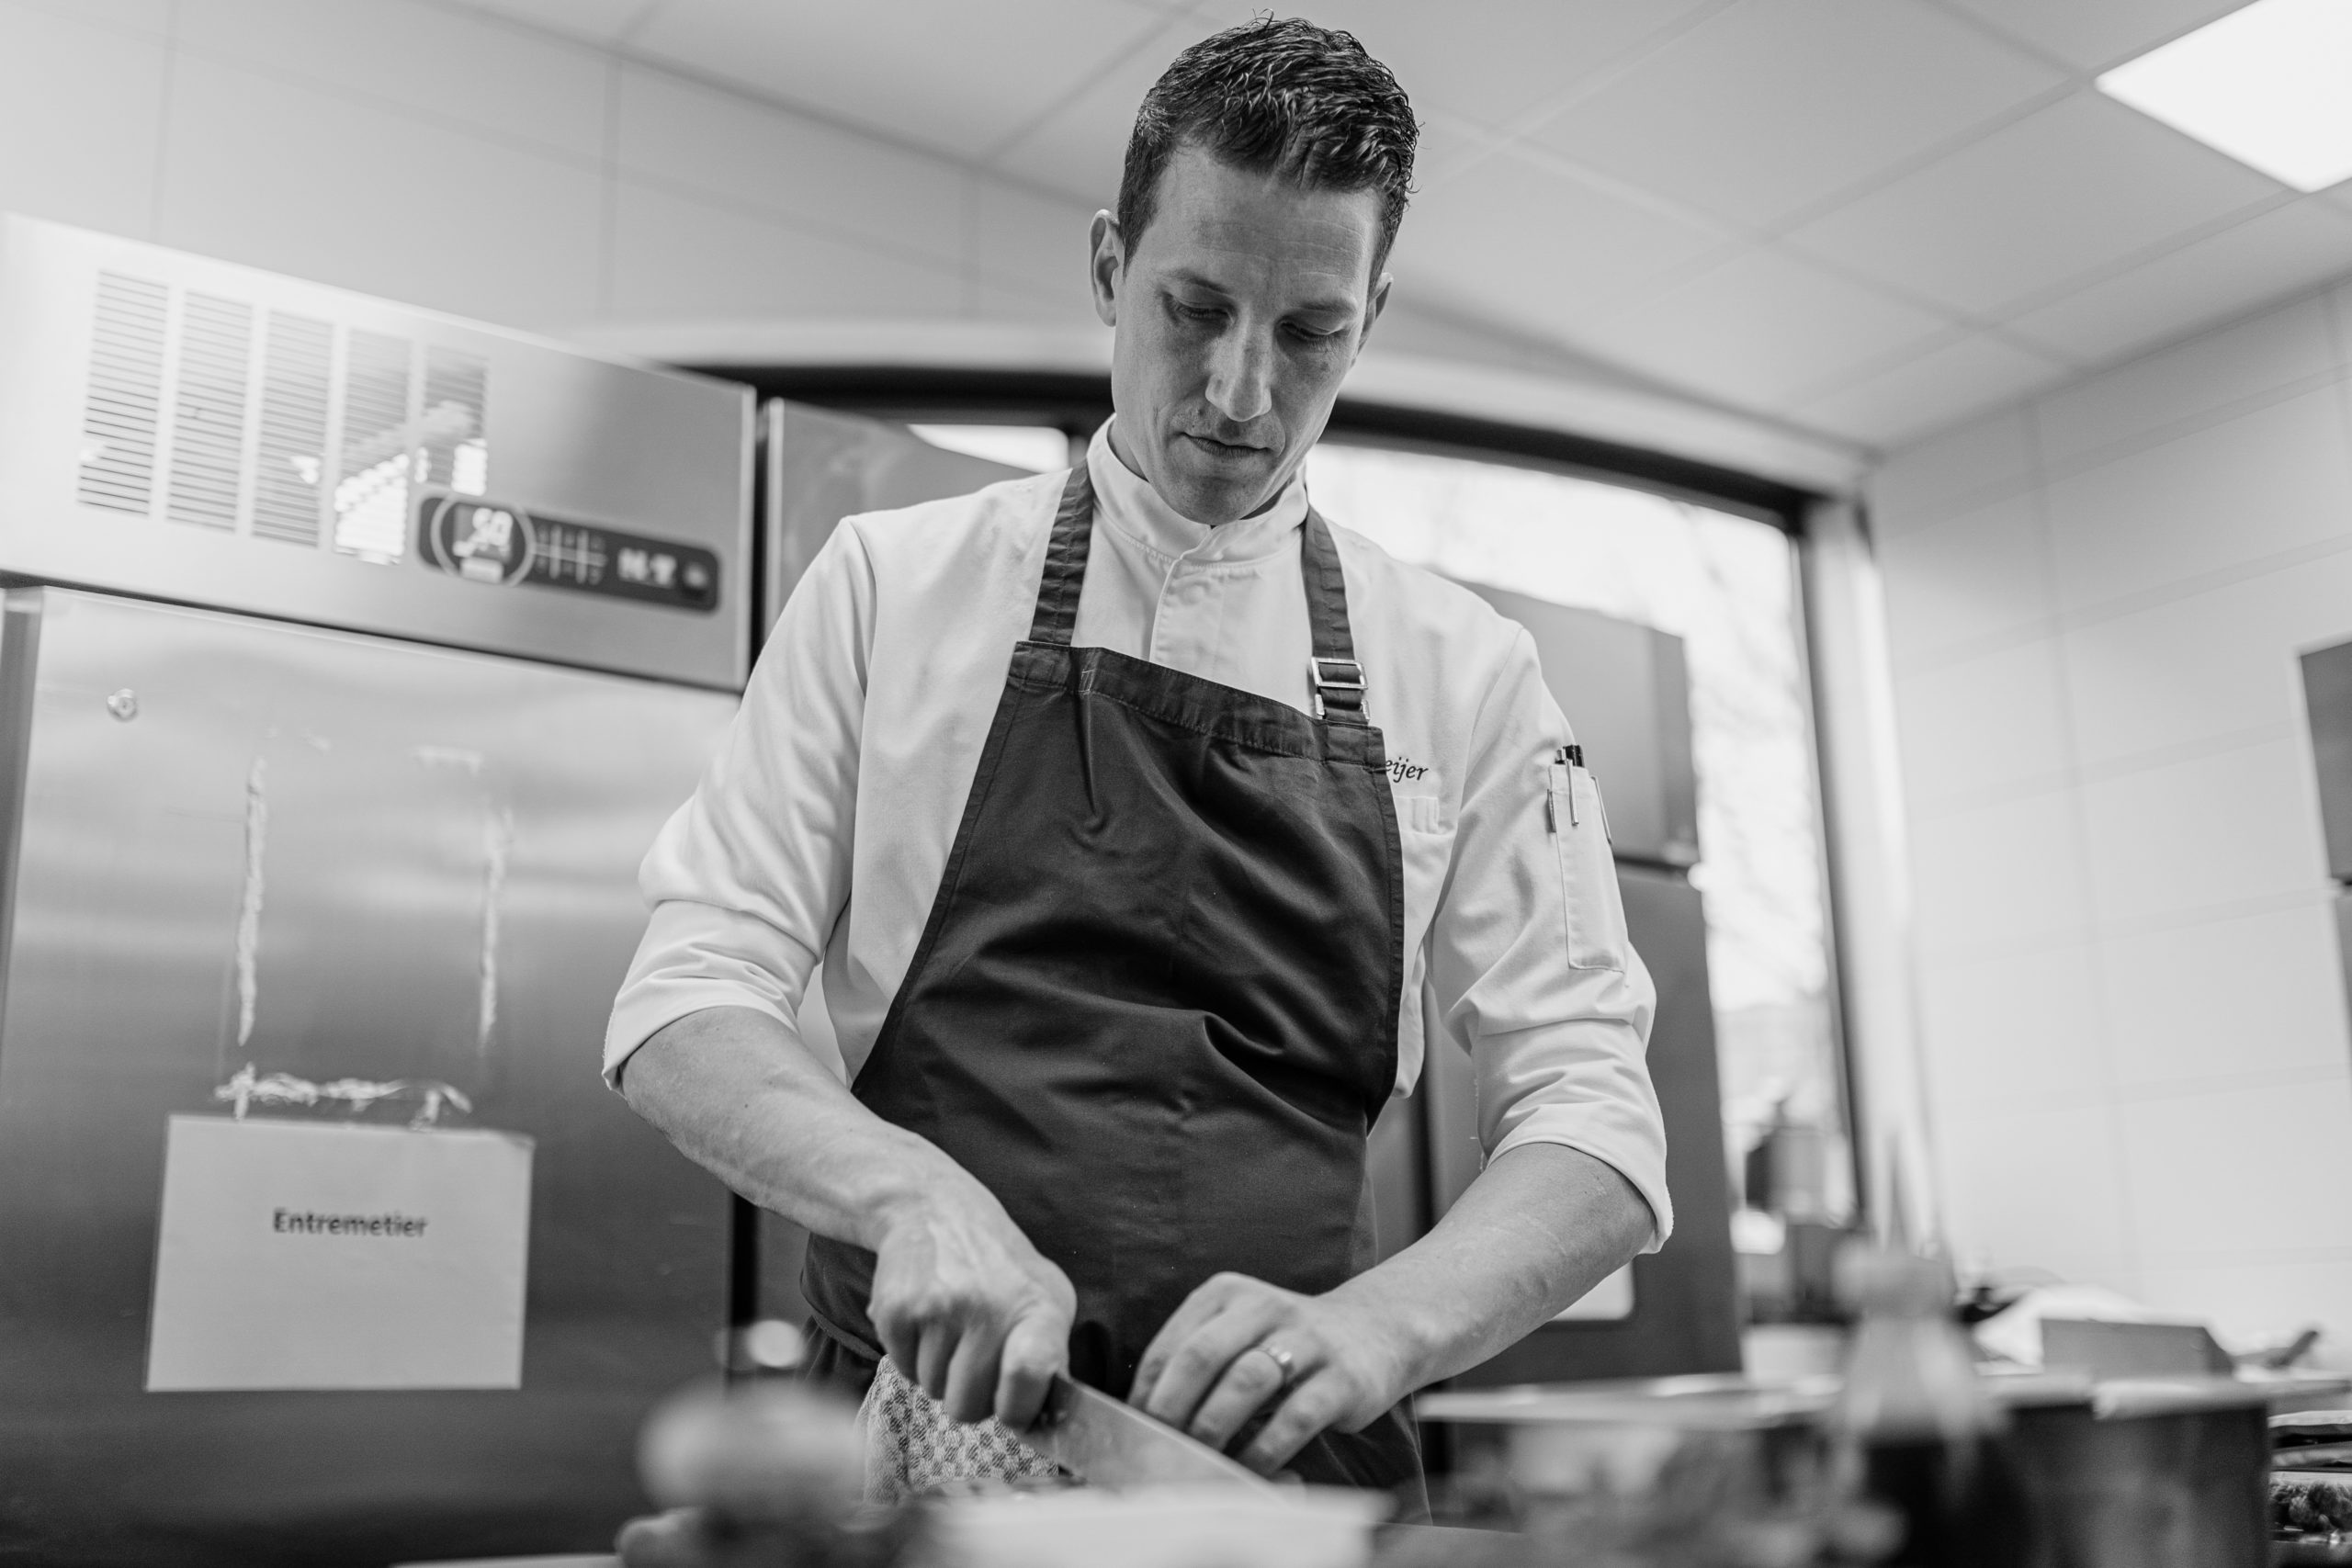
[1028,460,1368,727]
[1028,462,1098,646]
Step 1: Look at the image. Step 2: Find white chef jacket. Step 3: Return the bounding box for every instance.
[607,422,1673,1247]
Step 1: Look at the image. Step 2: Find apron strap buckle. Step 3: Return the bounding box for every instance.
[1307,656,1366,722]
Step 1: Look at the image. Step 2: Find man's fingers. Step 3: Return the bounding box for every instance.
[940,1325,1004,1426]
[995,1311,1067,1430]
[1238,1371,1347,1475]
[913,1326,954,1402]
[1135,1298,1278,1435]
[1128,1273,1249,1409]
[1179,1340,1294,1450]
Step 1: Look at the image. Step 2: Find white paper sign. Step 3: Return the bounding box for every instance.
[145,1114,533,1392]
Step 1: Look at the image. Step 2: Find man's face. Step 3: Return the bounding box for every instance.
[1091,144,1390,525]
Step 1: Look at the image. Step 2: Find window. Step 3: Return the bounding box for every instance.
[1305,439,1850,1222]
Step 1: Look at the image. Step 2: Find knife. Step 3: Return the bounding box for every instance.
[1023,1373,1280,1493]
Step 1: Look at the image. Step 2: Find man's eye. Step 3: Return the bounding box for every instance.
[1171,301,1222,322]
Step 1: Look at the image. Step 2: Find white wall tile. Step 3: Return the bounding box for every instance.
[175,0,607,160]
[2136,1255,2352,1348]
[156,55,603,329]
[2099,901,2350,1089]
[2117,1073,2352,1261]
[1878,493,2052,666]
[2078,737,2329,928]
[615,65,965,266]
[1915,942,2107,1112]
[2043,387,2352,614]
[608,178,962,321]
[2034,295,2338,469]
[1895,637,2069,811]
[1937,1102,2133,1278]
[1908,787,2091,957]
[2060,550,2352,769]
[0,3,165,239]
[1866,407,2035,531]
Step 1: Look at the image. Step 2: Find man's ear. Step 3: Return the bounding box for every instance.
[1354,270,1394,361]
[1088,211,1124,329]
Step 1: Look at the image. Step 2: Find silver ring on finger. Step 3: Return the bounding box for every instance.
[1250,1341,1297,1391]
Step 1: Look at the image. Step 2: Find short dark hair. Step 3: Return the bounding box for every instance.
[1116,17,1417,274]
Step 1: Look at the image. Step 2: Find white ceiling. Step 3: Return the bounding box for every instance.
[450,0,2352,452]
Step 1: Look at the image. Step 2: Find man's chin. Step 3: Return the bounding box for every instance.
[1158,456,1278,525]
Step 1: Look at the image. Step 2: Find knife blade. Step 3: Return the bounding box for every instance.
[1024,1374,1279,1493]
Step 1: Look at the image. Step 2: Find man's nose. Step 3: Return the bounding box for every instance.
[1204,325,1273,425]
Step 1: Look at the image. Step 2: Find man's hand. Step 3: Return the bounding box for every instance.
[1127,1272,1408,1475]
[868,1178,1076,1429]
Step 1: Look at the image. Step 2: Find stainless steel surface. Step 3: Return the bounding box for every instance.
[1025,1374,1278,1493]
[0,215,752,691]
[761,400,1031,635]
[1461,586,1699,869]
[1413,864,1741,1386]
[0,589,737,1565]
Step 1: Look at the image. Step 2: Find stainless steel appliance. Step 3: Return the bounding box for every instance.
[0,217,751,1564]
[1415,590,1740,1387]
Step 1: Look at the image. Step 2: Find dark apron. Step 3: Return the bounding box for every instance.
[802,463,1422,1495]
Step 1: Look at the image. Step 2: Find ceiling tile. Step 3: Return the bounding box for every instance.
[180,0,608,161]
[1793,331,2070,447]
[1527,0,2064,231]
[440,0,655,44]
[631,0,1167,163]
[616,64,965,263]
[1390,148,1730,344]
[2003,199,2352,364]
[1569,245,1958,408]
[984,12,1221,205]
[1783,89,2281,318]
[1185,0,1727,132]
[1934,0,2250,73]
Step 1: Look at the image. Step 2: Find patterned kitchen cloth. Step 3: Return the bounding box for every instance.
[857,1353,1068,1503]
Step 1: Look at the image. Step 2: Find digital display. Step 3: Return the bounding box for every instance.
[416,491,718,613]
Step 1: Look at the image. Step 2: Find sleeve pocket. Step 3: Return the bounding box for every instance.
[1550,763,1630,972]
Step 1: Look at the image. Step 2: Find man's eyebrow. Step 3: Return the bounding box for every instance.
[1165,268,1359,317]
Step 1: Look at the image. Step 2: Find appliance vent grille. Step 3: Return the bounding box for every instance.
[251,310,332,546]
[420,346,488,496]
[75,272,171,514]
[163,293,253,531]
[333,329,413,562]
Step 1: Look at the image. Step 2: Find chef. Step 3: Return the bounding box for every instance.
[605,16,1669,1498]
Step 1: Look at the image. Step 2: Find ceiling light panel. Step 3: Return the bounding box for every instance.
[2098,0,2352,191]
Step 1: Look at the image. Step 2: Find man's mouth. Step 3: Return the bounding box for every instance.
[1178,433,1267,462]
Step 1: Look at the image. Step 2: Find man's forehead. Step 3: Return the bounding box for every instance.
[1137,151,1383,299]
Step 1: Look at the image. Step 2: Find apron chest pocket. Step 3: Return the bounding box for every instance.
[1548,761,1629,972]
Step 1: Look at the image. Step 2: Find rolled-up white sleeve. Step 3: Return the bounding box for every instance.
[601,521,875,1086]
[1424,627,1673,1249]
